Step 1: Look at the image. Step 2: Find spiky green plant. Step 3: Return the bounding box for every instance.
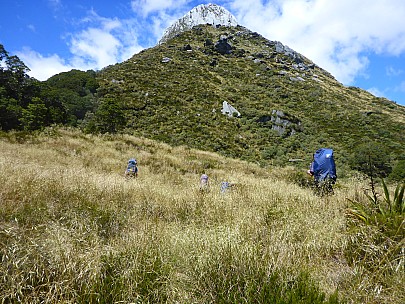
[382,179,405,214]
[347,179,404,228]
[346,178,404,289]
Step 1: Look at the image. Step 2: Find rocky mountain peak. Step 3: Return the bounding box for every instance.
[160,3,238,43]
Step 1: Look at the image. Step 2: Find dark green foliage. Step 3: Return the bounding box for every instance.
[46,69,98,96]
[1,45,98,130]
[43,69,99,126]
[85,97,125,133]
[389,160,405,182]
[19,97,49,130]
[18,95,67,130]
[1,44,35,130]
[349,141,392,178]
[0,45,66,130]
[0,96,22,130]
[0,44,31,99]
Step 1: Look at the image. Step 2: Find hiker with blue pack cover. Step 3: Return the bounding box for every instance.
[200,174,209,191]
[308,148,337,194]
[125,158,138,178]
[220,181,236,194]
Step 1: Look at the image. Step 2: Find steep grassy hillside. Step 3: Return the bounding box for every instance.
[0,128,403,303]
[94,24,404,169]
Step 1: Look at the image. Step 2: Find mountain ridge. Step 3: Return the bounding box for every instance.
[1,3,403,179]
[92,21,404,174]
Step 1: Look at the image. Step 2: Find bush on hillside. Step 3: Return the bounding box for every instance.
[389,160,405,182]
[349,141,392,178]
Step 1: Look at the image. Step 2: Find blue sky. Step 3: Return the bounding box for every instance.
[1,0,405,106]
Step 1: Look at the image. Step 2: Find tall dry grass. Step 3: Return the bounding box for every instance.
[0,128,403,303]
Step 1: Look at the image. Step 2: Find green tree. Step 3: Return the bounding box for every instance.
[46,69,98,96]
[87,98,125,133]
[389,160,405,182]
[44,69,98,125]
[0,95,22,130]
[20,97,48,130]
[0,44,31,100]
[350,141,392,178]
[0,44,43,130]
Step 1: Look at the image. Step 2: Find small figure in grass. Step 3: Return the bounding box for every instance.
[125,158,138,178]
[220,181,236,194]
[200,174,209,191]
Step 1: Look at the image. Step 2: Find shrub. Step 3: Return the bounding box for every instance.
[389,160,405,182]
[349,141,392,178]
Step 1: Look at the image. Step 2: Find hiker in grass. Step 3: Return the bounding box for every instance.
[220,181,235,194]
[307,148,337,195]
[200,174,209,191]
[125,158,138,178]
[307,156,315,177]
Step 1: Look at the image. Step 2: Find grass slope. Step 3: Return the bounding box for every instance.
[1,128,403,303]
[95,24,405,167]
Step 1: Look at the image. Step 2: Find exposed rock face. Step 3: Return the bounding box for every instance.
[221,101,240,117]
[214,37,232,54]
[258,110,301,136]
[270,110,301,136]
[275,41,303,64]
[160,3,238,43]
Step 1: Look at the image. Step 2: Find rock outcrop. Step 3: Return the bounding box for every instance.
[160,3,238,44]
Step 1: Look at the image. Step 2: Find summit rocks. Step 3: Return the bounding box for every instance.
[160,3,238,43]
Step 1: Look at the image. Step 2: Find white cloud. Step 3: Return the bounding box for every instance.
[229,0,405,85]
[131,0,190,17]
[27,24,36,33]
[18,10,144,80]
[386,66,403,77]
[69,27,121,68]
[17,48,75,80]
[367,87,384,98]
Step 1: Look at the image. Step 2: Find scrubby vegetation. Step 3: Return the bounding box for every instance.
[91,24,404,172]
[0,128,403,303]
[1,23,404,176]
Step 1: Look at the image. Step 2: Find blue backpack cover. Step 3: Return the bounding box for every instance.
[312,148,336,182]
[220,181,231,193]
[127,158,138,173]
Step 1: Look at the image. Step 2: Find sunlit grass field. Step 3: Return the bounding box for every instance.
[0,128,403,303]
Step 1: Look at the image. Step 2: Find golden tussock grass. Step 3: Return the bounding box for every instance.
[0,128,403,303]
